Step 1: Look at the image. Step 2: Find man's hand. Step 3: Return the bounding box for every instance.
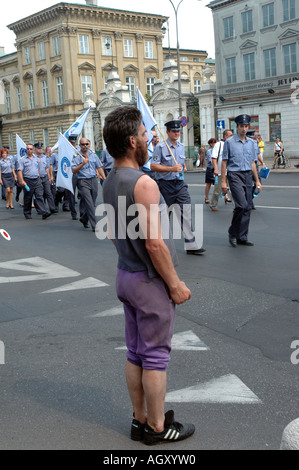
[169,281,191,305]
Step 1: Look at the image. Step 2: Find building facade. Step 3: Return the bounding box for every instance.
[208,0,299,158]
[0,1,215,152]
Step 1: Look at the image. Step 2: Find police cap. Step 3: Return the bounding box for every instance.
[235,114,251,125]
[246,130,255,138]
[165,120,181,131]
[34,142,43,148]
[68,135,77,142]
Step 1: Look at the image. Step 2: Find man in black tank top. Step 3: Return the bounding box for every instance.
[102,106,195,446]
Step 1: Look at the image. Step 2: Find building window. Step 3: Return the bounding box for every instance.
[193,57,201,63]
[244,53,256,80]
[242,10,253,33]
[43,129,49,147]
[28,84,35,109]
[5,90,11,114]
[79,35,90,54]
[181,57,188,62]
[16,87,22,111]
[145,41,153,59]
[124,39,133,58]
[262,3,275,27]
[126,76,135,100]
[53,36,60,56]
[283,0,296,21]
[146,77,155,96]
[264,48,277,77]
[283,43,297,73]
[30,130,35,144]
[225,57,237,84]
[41,80,49,107]
[81,75,93,101]
[38,42,45,61]
[56,77,64,105]
[269,113,281,141]
[223,16,234,39]
[102,36,112,56]
[24,46,31,65]
[194,79,201,94]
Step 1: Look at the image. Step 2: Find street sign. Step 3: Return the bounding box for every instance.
[180,116,188,127]
[216,119,225,130]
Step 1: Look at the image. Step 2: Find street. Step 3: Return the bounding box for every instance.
[0,170,298,450]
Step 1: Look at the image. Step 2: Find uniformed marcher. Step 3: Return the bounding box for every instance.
[221,114,262,247]
[34,143,58,214]
[100,148,114,176]
[71,138,105,231]
[17,143,52,220]
[151,120,205,255]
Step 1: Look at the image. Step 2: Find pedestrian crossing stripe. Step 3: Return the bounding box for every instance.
[115,330,209,351]
[42,277,109,293]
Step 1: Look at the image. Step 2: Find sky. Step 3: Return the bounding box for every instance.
[1,0,215,57]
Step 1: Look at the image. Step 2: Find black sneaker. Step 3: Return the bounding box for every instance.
[143,410,195,446]
[131,418,145,441]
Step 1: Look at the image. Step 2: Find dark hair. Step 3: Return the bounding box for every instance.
[103,106,142,159]
[208,138,216,145]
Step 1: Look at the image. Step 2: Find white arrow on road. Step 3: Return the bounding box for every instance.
[42,277,109,293]
[0,257,80,283]
[165,374,262,404]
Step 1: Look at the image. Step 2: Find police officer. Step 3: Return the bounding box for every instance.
[17,143,52,220]
[100,148,114,176]
[71,138,105,231]
[151,120,205,255]
[221,114,262,247]
[34,143,58,214]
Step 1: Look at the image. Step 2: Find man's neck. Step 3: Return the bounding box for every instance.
[237,132,246,143]
[168,137,178,147]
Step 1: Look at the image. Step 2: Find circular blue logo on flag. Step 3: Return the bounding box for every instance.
[61,157,71,178]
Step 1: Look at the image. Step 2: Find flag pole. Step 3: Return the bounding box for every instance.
[155,125,178,165]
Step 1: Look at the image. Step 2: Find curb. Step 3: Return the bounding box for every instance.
[280,419,299,450]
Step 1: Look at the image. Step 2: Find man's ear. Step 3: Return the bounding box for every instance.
[129,135,136,149]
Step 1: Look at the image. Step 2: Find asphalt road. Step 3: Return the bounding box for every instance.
[0,170,298,451]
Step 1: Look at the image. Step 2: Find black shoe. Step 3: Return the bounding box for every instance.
[16,195,19,202]
[42,212,52,220]
[25,216,32,220]
[131,418,146,441]
[63,208,71,212]
[237,239,254,246]
[186,248,206,255]
[229,236,237,247]
[72,217,78,221]
[79,218,89,229]
[51,209,59,214]
[143,410,195,446]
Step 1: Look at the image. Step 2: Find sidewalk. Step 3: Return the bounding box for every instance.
[188,157,299,173]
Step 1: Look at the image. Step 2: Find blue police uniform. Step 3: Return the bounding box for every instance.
[0,156,15,189]
[222,114,257,245]
[100,148,114,176]
[71,149,102,231]
[35,146,57,213]
[18,153,50,219]
[151,120,205,254]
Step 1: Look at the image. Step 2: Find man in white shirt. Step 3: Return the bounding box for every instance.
[210,129,233,211]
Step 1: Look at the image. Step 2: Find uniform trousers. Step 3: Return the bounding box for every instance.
[157,179,199,251]
[23,177,48,218]
[227,170,253,241]
[77,176,98,229]
[39,176,56,212]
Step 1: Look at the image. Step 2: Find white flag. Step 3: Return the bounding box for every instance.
[136,88,157,171]
[56,134,76,194]
[51,107,91,151]
[16,134,27,159]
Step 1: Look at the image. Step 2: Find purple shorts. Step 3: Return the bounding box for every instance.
[116,269,175,371]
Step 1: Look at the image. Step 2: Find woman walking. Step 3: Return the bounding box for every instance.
[0,148,17,209]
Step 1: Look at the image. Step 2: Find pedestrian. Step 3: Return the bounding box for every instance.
[197,144,206,168]
[34,142,58,214]
[151,120,205,255]
[100,147,114,176]
[17,143,52,220]
[204,138,217,204]
[273,136,284,168]
[102,105,195,446]
[71,137,105,231]
[209,129,233,211]
[0,148,17,209]
[257,135,264,160]
[221,114,261,247]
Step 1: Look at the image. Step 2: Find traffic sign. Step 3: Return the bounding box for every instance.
[180,116,188,127]
[216,119,225,130]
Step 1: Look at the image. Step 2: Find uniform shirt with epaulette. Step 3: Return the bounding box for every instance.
[152,139,185,181]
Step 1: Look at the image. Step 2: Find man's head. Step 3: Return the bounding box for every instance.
[235,114,251,138]
[223,129,233,141]
[68,135,77,147]
[79,138,90,152]
[165,120,181,143]
[104,106,148,166]
[152,131,160,147]
[34,142,43,155]
[26,144,34,156]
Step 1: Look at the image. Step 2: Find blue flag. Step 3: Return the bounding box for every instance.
[16,134,27,159]
[56,134,76,194]
[136,88,157,171]
[52,107,91,150]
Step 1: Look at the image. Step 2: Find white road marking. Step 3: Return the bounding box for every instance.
[91,306,124,318]
[42,277,109,294]
[115,330,210,351]
[188,184,299,189]
[165,374,262,404]
[255,205,299,210]
[0,257,80,284]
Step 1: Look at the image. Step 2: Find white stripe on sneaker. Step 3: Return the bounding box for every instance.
[164,429,179,440]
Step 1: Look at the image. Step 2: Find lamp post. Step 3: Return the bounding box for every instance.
[105,37,114,70]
